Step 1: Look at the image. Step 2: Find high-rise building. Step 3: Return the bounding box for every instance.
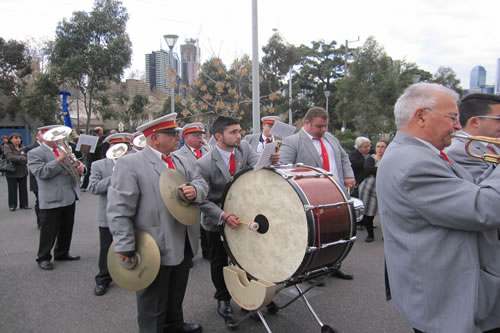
[180,38,201,96]
[469,65,486,89]
[145,50,179,95]
[496,58,500,94]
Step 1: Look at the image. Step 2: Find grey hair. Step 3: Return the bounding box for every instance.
[354,136,370,149]
[394,83,459,129]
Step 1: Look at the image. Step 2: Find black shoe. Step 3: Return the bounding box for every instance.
[217,300,234,319]
[38,260,54,270]
[94,284,108,296]
[307,277,325,287]
[54,254,80,261]
[9,207,15,211]
[365,236,374,242]
[168,322,202,333]
[331,268,353,280]
[21,206,31,209]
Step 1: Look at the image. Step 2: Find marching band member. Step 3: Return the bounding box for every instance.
[106,113,207,333]
[377,83,500,332]
[243,115,281,153]
[198,116,280,324]
[27,125,85,271]
[88,132,133,296]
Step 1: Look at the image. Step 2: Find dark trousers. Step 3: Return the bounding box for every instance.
[136,237,193,333]
[363,215,375,238]
[36,202,76,262]
[7,176,28,209]
[200,226,210,259]
[33,191,45,227]
[95,227,113,286]
[205,229,231,301]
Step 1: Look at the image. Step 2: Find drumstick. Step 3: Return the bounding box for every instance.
[239,220,259,231]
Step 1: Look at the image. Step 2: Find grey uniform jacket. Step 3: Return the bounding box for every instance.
[242,133,261,152]
[88,158,114,228]
[198,140,258,232]
[174,144,209,163]
[279,129,354,183]
[376,131,500,332]
[106,146,208,266]
[27,144,79,209]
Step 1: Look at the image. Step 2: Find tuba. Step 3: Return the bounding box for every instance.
[43,126,83,185]
[452,134,500,164]
[106,143,130,160]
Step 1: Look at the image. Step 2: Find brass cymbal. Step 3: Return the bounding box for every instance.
[107,231,161,291]
[159,168,200,226]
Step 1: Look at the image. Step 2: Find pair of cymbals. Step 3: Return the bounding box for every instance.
[107,231,161,291]
[159,169,200,226]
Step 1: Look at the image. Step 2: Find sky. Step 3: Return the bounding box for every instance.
[1,0,499,89]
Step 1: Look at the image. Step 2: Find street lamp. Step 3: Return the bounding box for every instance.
[164,34,178,115]
[272,28,293,125]
[324,90,331,114]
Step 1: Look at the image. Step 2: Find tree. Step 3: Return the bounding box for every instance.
[20,73,60,129]
[0,37,32,118]
[432,66,462,96]
[50,0,132,133]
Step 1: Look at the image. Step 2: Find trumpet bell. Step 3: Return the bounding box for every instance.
[133,134,146,148]
[43,126,72,142]
[106,143,129,160]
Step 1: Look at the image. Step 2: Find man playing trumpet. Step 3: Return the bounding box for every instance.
[88,132,133,296]
[27,125,85,271]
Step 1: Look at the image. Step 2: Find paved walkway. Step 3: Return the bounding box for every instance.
[0,175,409,332]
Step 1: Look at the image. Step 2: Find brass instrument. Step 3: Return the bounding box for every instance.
[452,134,500,164]
[106,143,130,160]
[43,126,82,185]
[132,134,146,149]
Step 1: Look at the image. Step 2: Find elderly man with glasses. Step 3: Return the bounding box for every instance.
[377,83,500,333]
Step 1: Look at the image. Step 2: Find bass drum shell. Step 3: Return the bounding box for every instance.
[222,166,355,284]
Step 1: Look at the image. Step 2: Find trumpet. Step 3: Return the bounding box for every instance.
[106,143,130,160]
[43,126,83,185]
[452,134,500,164]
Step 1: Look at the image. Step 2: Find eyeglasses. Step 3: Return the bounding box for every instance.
[423,108,460,123]
[475,115,500,120]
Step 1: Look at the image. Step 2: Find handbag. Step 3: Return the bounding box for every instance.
[0,159,16,173]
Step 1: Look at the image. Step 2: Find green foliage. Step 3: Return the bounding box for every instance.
[49,0,132,133]
[334,128,356,153]
[0,37,32,117]
[19,73,60,125]
[431,66,462,96]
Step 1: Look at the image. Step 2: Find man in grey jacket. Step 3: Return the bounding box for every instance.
[107,113,207,333]
[242,115,281,153]
[28,125,85,271]
[377,83,500,332]
[279,106,355,281]
[88,132,133,296]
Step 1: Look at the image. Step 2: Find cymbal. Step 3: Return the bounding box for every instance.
[107,231,161,291]
[159,168,200,226]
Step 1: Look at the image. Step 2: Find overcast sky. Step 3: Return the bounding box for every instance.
[1,0,499,89]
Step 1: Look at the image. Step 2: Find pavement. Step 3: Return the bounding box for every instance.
[0,174,411,333]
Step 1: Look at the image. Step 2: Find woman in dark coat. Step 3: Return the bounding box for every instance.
[3,133,29,211]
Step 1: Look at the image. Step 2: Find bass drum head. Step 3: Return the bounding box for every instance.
[223,168,308,283]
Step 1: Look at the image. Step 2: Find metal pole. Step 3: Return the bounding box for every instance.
[288,66,292,125]
[169,50,175,114]
[251,0,260,134]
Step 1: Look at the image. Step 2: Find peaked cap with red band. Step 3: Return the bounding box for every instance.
[137,113,180,137]
[262,116,281,125]
[104,133,134,144]
[181,122,205,137]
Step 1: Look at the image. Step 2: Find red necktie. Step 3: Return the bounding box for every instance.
[440,151,452,164]
[229,153,236,175]
[194,149,202,159]
[52,148,60,157]
[487,145,496,154]
[313,138,330,171]
[265,138,270,144]
[162,155,176,169]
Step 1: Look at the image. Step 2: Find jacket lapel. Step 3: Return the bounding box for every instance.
[213,148,232,181]
[300,130,322,166]
[143,146,166,176]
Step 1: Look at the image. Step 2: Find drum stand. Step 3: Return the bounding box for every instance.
[226,268,338,333]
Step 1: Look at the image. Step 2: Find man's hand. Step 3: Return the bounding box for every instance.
[270,152,280,165]
[76,161,85,175]
[344,177,356,190]
[179,184,197,200]
[222,212,241,229]
[119,253,135,263]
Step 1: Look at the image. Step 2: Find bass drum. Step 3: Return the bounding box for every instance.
[221,165,356,284]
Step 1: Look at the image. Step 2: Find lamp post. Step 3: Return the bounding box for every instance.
[272,28,293,125]
[324,90,331,114]
[164,34,178,115]
[343,36,360,131]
